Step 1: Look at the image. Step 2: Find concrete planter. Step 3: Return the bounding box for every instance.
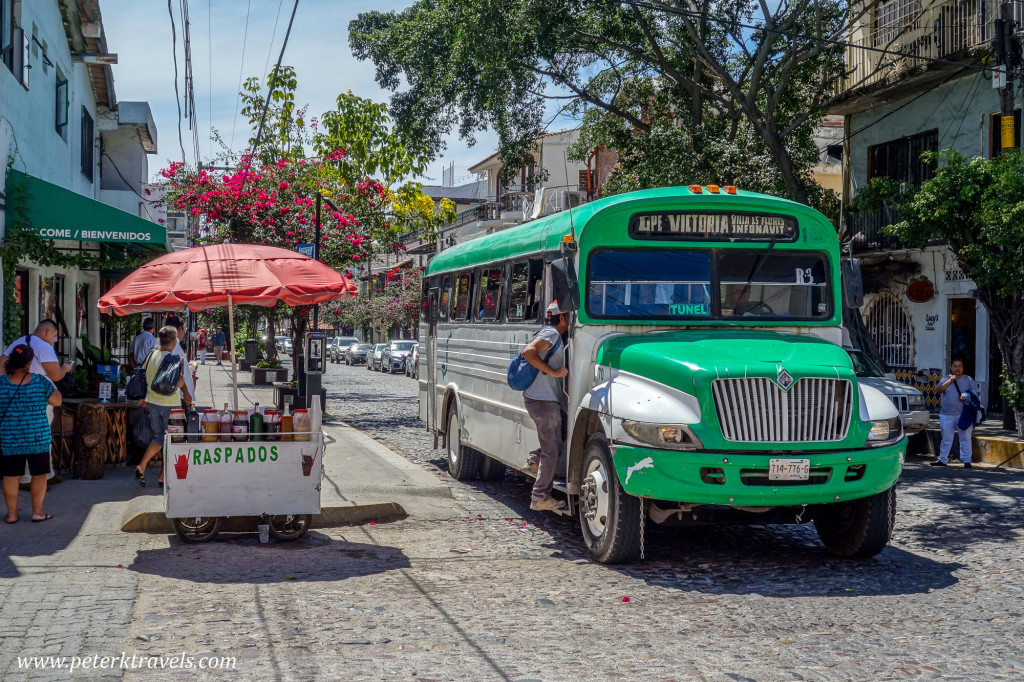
[251,367,289,385]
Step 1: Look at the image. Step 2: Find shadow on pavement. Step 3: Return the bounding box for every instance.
[128,536,410,584]
[0,467,155,578]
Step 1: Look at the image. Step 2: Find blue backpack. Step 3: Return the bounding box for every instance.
[507,329,562,391]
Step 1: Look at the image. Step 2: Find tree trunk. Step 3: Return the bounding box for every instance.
[267,312,277,363]
[74,403,108,480]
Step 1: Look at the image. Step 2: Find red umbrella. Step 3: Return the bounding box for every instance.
[98,243,356,314]
[98,244,357,408]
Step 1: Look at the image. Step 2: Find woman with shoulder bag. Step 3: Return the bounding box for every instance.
[1,344,62,523]
[134,326,192,488]
[930,359,981,468]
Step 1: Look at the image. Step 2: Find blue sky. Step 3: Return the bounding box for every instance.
[102,0,497,186]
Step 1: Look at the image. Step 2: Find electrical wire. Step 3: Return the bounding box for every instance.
[264,0,286,80]
[102,152,152,202]
[208,0,213,160]
[229,0,253,152]
[167,0,186,163]
[940,72,984,148]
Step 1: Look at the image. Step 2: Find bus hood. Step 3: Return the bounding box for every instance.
[594,330,855,390]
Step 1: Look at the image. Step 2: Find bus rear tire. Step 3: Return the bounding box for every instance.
[814,485,896,559]
[578,434,641,564]
[446,409,480,480]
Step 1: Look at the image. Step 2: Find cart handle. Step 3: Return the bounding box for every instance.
[323,432,337,445]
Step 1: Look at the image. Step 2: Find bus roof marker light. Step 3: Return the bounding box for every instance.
[706,185,720,194]
[724,186,737,194]
[688,185,702,194]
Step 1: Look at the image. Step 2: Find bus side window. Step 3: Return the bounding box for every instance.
[527,259,544,322]
[478,266,503,321]
[452,272,472,320]
[420,279,431,323]
[508,261,530,322]
[439,275,451,321]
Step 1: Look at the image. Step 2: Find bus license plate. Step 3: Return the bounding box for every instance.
[768,459,811,481]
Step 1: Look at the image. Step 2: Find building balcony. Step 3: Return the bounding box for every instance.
[835,0,1016,114]
[847,205,945,254]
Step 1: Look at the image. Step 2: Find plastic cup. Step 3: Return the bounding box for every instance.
[258,524,270,544]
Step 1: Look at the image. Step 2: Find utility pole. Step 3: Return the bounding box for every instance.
[996,3,1020,151]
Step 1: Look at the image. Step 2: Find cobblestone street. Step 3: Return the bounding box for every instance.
[3,360,1024,680]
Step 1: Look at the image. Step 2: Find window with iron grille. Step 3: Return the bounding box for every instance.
[873,0,921,46]
[867,129,938,187]
[0,0,14,75]
[81,107,94,182]
[865,292,915,368]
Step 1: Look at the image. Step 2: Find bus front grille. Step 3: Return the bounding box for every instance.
[711,377,853,443]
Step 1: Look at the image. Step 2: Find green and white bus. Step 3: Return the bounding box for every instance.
[417,186,904,564]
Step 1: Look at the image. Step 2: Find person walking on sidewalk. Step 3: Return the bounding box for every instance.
[931,359,981,468]
[135,327,193,487]
[212,327,226,365]
[1,344,62,523]
[198,329,208,365]
[521,302,570,511]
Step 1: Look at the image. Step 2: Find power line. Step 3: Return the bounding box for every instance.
[167,0,186,163]
[208,0,213,160]
[264,0,286,79]
[236,0,301,198]
[229,0,253,152]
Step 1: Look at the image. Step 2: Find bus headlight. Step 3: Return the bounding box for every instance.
[619,420,702,450]
[865,416,904,448]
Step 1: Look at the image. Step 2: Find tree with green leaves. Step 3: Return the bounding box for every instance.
[349,0,878,212]
[855,150,1024,437]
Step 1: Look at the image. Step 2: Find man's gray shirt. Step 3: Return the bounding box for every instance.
[523,326,564,403]
[131,331,157,365]
[939,374,980,415]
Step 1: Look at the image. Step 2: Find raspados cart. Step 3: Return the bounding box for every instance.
[97,245,357,543]
[162,420,330,543]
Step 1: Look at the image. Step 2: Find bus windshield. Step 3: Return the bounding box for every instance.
[587,249,831,320]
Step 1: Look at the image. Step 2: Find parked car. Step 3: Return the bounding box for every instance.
[845,347,930,435]
[330,336,359,363]
[405,343,420,378]
[345,343,373,365]
[368,344,387,371]
[275,336,292,355]
[381,340,417,374]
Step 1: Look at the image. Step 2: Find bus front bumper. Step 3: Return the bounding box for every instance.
[611,442,905,506]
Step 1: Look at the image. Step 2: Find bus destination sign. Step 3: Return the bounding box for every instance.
[630,212,797,241]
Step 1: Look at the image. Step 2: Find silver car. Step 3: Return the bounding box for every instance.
[846,348,930,435]
[367,344,386,371]
[345,343,373,365]
[330,336,359,363]
[382,340,416,374]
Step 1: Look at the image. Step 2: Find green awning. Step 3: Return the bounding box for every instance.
[5,169,167,248]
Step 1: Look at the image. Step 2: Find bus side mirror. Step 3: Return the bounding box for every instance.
[550,258,580,313]
[841,259,864,309]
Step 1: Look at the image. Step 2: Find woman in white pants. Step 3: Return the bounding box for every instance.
[931,360,980,468]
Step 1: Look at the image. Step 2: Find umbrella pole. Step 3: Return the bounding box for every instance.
[228,295,239,411]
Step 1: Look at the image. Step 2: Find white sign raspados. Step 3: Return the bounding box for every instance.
[163,439,323,518]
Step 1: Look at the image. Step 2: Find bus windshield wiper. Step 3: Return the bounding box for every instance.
[737,239,777,301]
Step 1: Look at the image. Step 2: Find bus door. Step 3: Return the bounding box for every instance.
[425,283,439,432]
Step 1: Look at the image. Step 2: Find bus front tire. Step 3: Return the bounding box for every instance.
[446,409,480,480]
[813,485,896,559]
[578,434,642,564]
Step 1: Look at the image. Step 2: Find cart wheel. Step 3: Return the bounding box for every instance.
[268,514,311,540]
[173,516,222,543]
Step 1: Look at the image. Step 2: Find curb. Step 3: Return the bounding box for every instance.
[121,501,407,534]
[922,428,1024,468]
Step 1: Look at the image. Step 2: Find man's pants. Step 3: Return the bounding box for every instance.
[524,397,562,502]
[939,413,973,463]
[21,405,56,483]
[214,345,224,363]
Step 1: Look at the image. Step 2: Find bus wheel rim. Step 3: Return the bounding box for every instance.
[581,460,609,537]
[448,416,459,465]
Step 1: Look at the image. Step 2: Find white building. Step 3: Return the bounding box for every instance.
[0,0,164,360]
[832,0,1012,409]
